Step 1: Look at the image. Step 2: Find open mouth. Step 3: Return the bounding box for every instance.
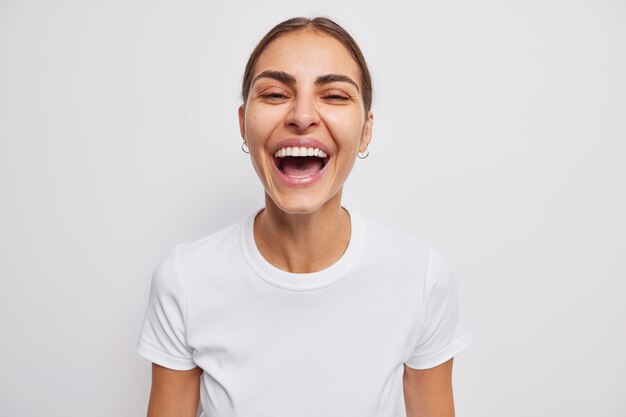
[273,153,330,178]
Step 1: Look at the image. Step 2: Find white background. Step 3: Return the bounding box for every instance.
[1,0,624,416]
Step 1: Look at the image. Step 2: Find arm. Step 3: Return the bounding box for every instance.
[146,363,202,417]
[403,358,455,417]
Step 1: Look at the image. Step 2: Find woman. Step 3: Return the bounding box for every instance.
[137,16,472,417]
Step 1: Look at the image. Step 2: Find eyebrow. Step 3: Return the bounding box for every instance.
[252,70,360,92]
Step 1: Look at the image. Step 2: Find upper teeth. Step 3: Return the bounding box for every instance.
[273,147,328,158]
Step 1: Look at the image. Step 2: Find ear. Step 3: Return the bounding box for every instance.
[359,110,374,152]
[238,104,245,139]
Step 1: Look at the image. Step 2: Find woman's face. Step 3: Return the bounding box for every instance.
[239,29,373,215]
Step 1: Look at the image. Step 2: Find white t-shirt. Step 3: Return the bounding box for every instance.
[137,207,473,417]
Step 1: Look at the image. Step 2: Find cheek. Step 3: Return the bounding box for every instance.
[323,110,364,146]
[245,116,267,141]
[245,107,282,142]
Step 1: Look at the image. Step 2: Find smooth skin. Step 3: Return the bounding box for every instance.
[145,29,458,417]
[147,364,201,417]
[238,29,373,274]
[404,359,456,417]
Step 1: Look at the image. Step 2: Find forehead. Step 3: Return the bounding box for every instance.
[253,30,361,85]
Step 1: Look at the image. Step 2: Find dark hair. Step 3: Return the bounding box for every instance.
[241,17,373,113]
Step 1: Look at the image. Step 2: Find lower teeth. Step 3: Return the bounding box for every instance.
[284,172,316,178]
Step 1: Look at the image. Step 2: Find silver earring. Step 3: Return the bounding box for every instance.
[357,147,369,159]
[241,141,249,154]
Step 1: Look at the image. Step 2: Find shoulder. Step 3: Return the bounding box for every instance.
[151,216,244,286]
[357,212,433,260]
[173,216,243,262]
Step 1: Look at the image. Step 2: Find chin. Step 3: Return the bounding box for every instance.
[265,185,344,216]
[265,191,327,215]
[274,199,324,215]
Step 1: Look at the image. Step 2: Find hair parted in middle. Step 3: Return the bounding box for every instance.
[240,16,373,114]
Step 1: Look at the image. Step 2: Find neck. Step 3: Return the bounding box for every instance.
[253,191,351,274]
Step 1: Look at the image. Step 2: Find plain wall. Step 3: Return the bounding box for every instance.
[1,0,624,416]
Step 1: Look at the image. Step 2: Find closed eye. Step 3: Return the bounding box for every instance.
[323,94,350,101]
[260,92,288,99]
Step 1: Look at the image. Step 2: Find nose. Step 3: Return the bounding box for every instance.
[285,93,320,131]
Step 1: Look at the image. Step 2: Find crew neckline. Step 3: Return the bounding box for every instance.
[240,206,364,291]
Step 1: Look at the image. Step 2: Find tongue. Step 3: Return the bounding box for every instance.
[281,156,323,177]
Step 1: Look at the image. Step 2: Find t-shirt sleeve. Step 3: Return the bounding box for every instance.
[405,246,473,370]
[136,247,197,370]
